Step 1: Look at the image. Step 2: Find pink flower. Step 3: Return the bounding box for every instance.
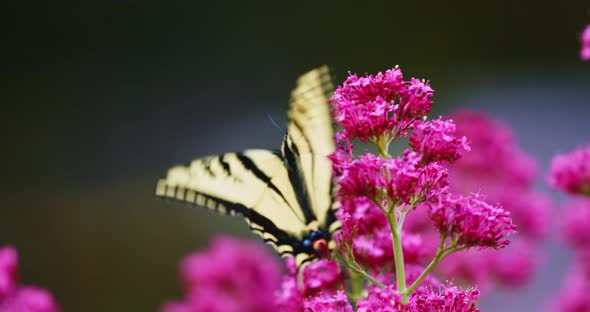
[581,24,590,61]
[436,110,548,290]
[560,198,590,250]
[409,118,470,164]
[336,153,384,200]
[0,247,60,312]
[404,265,440,290]
[336,198,433,271]
[0,287,61,312]
[356,284,479,312]
[437,249,493,292]
[331,69,404,142]
[276,258,346,312]
[382,151,448,205]
[302,260,345,297]
[493,190,551,241]
[548,145,590,195]
[356,285,403,312]
[0,248,18,301]
[330,68,434,142]
[447,110,537,188]
[398,78,434,122]
[439,239,540,291]
[303,291,354,312]
[336,198,393,270]
[161,236,281,312]
[334,151,448,206]
[339,197,387,235]
[409,286,480,312]
[428,194,516,249]
[275,258,304,312]
[550,266,590,312]
[489,239,539,287]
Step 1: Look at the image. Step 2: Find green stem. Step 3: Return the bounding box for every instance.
[344,260,385,289]
[374,135,390,158]
[387,209,407,300]
[348,270,363,304]
[404,240,461,296]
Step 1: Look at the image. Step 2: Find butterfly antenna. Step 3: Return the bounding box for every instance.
[266,112,285,133]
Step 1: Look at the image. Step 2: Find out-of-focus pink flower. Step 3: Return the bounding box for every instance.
[276,258,347,312]
[303,291,354,312]
[0,287,61,312]
[438,241,539,291]
[560,198,590,250]
[437,249,493,292]
[302,260,344,297]
[548,145,590,196]
[0,248,18,301]
[275,258,304,312]
[435,110,548,291]
[494,191,551,241]
[448,110,537,189]
[428,194,516,249]
[330,68,433,142]
[160,302,191,312]
[162,236,281,312]
[550,267,590,312]
[581,24,590,61]
[409,118,470,164]
[489,239,539,288]
[0,247,60,312]
[404,264,440,290]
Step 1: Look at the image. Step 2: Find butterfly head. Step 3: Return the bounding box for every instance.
[302,230,331,259]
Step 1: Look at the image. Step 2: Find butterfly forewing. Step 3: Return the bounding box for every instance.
[286,66,339,235]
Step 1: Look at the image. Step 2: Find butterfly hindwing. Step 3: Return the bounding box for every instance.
[156,150,313,257]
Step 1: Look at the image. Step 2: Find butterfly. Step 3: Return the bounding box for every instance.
[155,66,341,268]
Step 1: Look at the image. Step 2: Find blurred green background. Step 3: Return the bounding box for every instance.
[1,1,589,311]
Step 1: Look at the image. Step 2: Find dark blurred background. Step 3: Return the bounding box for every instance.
[1,1,589,311]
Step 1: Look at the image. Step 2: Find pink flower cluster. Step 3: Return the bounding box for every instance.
[331,68,433,142]
[329,68,514,308]
[277,258,349,311]
[581,24,590,61]
[409,118,470,164]
[548,145,590,311]
[428,194,516,249]
[161,236,281,312]
[0,247,60,312]
[551,266,590,312]
[162,68,521,312]
[548,145,590,195]
[333,150,449,206]
[356,284,480,312]
[427,110,551,291]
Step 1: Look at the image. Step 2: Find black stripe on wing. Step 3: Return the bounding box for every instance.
[280,134,317,225]
[156,182,314,259]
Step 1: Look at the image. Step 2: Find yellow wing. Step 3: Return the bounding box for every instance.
[284,66,340,236]
[156,150,311,255]
[155,66,339,268]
